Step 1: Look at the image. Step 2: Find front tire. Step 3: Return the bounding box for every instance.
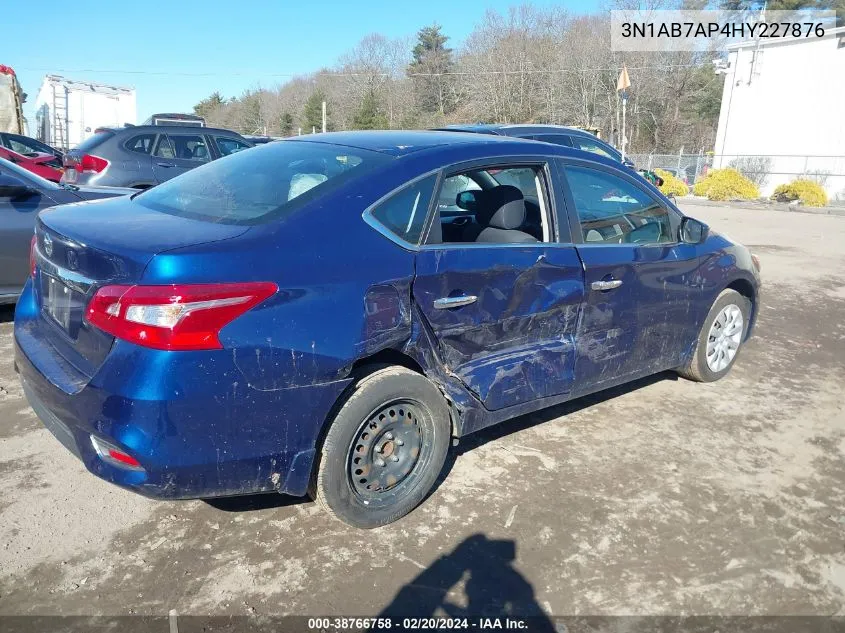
[312,366,451,528]
[678,289,751,382]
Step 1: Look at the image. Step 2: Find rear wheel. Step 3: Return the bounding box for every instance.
[312,366,450,528]
[678,289,751,382]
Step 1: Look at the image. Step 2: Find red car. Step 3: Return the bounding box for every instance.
[0,146,63,182]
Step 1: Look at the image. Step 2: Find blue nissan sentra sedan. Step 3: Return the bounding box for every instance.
[15,131,761,528]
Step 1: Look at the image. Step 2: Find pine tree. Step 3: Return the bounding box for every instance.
[407,24,455,115]
[352,90,388,130]
[193,92,225,120]
[303,91,330,133]
[279,112,294,136]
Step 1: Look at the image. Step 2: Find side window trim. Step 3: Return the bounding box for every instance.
[557,157,681,246]
[362,169,442,251]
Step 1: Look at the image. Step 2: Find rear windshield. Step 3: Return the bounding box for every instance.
[73,131,113,153]
[134,141,390,224]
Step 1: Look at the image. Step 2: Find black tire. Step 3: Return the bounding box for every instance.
[678,289,751,382]
[312,366,451,528]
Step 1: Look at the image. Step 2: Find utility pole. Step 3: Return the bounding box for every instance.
[322,101,326,133]
[621,94,628,161]
[616,65,631,161]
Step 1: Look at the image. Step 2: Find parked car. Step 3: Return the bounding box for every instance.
[0,146,63,182]
[0,132,64,162]
[437,124,636,169]
[60,125,253,189]
[16,131,761,528]
[0,157,133,304]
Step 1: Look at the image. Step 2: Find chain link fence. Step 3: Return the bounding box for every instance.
[629,152,845,204]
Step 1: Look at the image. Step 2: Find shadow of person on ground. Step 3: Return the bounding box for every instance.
[378,533,555,631]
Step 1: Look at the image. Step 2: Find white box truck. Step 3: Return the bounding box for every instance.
[34,75,136,150]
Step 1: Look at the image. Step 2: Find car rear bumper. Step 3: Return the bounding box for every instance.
[14,282,351,500]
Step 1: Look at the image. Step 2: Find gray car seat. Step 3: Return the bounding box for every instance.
[474,185,538,244]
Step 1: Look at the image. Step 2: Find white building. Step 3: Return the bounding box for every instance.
[34,75,136,150]
[713,25,845,200]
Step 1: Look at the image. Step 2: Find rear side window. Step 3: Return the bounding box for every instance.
[125,134,155,155]
[571,136,621,162]
[369,175,437,245]
[135,141,389,224]
[532,134,574,147]
[74,131,113,153]
[215,136,251,156]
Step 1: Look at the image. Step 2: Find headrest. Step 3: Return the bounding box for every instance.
[478,185,526,230]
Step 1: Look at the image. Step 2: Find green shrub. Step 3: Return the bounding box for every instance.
[654,168,689,197]
[772,179,828,207]
[692,168,760,201]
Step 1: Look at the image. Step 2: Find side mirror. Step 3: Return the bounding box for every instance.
[456,190,479,211]
[680,216,709,244]
[0,172,33,199]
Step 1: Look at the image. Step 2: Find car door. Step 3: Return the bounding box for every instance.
[151,132,210,183]
[0,177,57,299]
[558,159,701,393]
[411,160,585,414]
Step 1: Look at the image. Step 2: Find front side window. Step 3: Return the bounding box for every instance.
[215,136,251,156]
[369,174,437,245]
[135,141,386,224]
[565,165,674,245]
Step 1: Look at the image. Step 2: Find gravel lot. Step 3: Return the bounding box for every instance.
[1,203,844,619]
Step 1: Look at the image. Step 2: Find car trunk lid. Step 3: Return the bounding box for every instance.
[33,196,249,378]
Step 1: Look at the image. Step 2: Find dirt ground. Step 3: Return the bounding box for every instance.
[1,202,844,619]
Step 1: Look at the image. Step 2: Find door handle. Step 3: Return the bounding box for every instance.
[434,295,478,309]
[156,162,174,168]
[591,279,623,291]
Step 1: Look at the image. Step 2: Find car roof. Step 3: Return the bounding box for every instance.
[438,123,599,138]
[285,130,537,157]
[97,125,244,137]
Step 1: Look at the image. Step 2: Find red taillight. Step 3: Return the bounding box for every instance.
[85,282,277,351]
[30,235,37,277]
[79,154,109,173]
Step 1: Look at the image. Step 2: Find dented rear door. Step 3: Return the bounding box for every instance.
[411,244,584,411]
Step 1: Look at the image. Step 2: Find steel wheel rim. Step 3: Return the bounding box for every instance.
[347,399,430,505]
[706,303,743,372]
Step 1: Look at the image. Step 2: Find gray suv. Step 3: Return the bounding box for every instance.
[61,125,253,189]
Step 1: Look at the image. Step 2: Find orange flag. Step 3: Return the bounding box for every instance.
[616,65,631,92]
